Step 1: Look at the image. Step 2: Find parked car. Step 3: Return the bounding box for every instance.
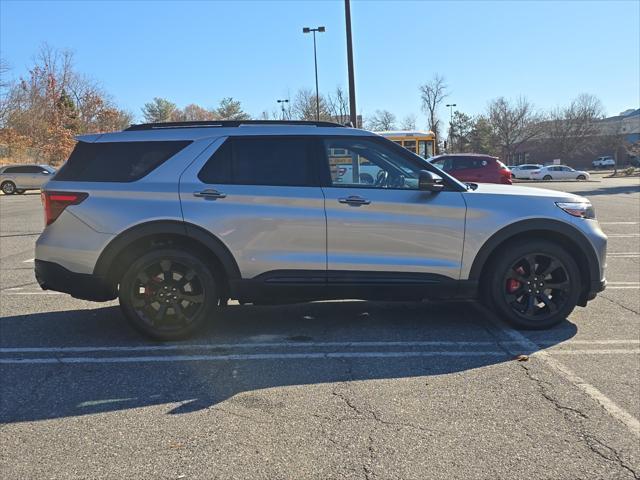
[35,120,606,340]
[510,164,543,180]
[429,154,512,184]
[530,165,590,181]
[592,156,615,169]
[0,164,56,195]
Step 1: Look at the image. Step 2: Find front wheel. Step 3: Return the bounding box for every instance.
[486,240,581,329]
[577,175,586,181]
[119,249,220,340]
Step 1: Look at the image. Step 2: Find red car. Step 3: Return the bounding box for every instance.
[429,154,512,184]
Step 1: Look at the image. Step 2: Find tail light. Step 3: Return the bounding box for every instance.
[41,191,88,225]
[500,168,513,184]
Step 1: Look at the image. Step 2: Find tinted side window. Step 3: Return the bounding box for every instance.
[3,166,21,173]
[54,140,191,182]
[199,137,315,187]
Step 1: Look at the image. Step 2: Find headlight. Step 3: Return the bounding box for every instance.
[556,201,596,219]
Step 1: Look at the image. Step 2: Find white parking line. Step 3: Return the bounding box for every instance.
[22,258,34,263]
[0,351,509,364]
[600,222,639,225]
[1,348,638,366]
[476,304,640,439]
[607,234,640,238]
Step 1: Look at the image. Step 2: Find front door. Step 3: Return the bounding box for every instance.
[320,136,467,292]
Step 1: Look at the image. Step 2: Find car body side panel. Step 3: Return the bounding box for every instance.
[322,188,467,279]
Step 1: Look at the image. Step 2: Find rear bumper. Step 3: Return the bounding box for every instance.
[35,259,115,301]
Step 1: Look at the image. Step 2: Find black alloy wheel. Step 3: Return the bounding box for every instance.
[488,240,581,329]
[119,249,219,340]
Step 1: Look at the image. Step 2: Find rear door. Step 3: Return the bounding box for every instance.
[320,136,467,290]
[179,135,327,281]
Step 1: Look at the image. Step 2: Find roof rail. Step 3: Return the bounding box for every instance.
[124,120,345,131]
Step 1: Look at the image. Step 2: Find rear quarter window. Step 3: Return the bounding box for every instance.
[54,140,192,182]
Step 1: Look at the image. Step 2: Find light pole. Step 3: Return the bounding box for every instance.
[446,103,456,151]
[277,99,289,120]
[302,26,325,121]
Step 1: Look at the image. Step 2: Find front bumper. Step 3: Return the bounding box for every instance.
[35,259,115,301]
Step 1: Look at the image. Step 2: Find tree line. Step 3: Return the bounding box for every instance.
[0,46,629,165]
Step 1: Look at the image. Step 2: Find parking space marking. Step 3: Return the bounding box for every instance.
[22,258,34,263]
[477,304,640,438]
[600,222,639,225]
[607,234,640,238]
[2,347,639,366]
[2,339,638,354]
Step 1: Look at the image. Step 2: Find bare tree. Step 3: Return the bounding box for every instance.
[419,74,448,149]
[326,86,350,124]
[366,110,397,131]
[292,88,331,121]
[487,96,544,161]
[544,93,606,161]
[401,114,417,130]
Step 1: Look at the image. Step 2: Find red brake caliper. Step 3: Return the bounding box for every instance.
[507,266,525,293]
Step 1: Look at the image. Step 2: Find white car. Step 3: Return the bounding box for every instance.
[530,165,590,181]
[592,156,615,169]
[510,164,543,179]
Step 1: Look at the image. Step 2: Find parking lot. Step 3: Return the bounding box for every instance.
[1,177,638,479]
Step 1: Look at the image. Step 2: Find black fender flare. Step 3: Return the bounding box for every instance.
[468,218,600,291]
[93,220,241,283]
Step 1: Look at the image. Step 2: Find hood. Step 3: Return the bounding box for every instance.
[469,182,587,202]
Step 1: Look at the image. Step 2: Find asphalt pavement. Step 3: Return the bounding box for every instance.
[1,177,638,479]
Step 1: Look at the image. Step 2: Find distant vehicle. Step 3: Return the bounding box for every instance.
[510,164,543,180]
[429,154,512,184]
[530,165,590,181]
[592,156,615,169]
[0,164,56,195]
[377,130,436,159]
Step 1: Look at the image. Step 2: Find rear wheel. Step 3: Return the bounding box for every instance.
[1,181,16,195]
[487,240,581,329]
[577,174,586,181]
[119,249,220,340]
[542,175,552,181]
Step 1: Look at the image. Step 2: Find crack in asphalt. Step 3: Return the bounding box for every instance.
[599,293,640,315]
[479,318,639,478]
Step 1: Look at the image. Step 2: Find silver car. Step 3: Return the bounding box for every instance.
[0,164,56,194]
[34,121,607,340]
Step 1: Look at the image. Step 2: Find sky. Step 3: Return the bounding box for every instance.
[1,0,639,125]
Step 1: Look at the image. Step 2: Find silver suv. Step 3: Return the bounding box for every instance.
[35,121,607,339]
[1,164,56,194]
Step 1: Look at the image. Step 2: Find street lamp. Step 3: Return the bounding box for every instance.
[302,26,325,121]
[446,103,457,151]
[277,99,289,120]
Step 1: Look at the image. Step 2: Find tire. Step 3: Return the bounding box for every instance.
[1,181,16,195]
[542,175,552,181]
[486,239,581,330]
[118,249,220,340]
[577,175,586,181]
[16,189,26,194]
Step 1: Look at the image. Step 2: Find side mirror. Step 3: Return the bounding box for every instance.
[418,170,444,192]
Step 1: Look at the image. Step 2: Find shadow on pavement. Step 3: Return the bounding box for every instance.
[571,184,640,197]
[0,301,576,423]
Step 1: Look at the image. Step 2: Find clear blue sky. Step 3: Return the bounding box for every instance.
[1,0,639,125]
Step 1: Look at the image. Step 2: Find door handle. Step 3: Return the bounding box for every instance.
[194,189,226,199]
[338,195,371,206]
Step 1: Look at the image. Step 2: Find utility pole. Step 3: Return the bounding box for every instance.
[345,0,357,127]
[446,103,456,151]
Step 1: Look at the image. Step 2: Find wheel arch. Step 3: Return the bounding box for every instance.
[469,219,600,306]
[94,220,241,298]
